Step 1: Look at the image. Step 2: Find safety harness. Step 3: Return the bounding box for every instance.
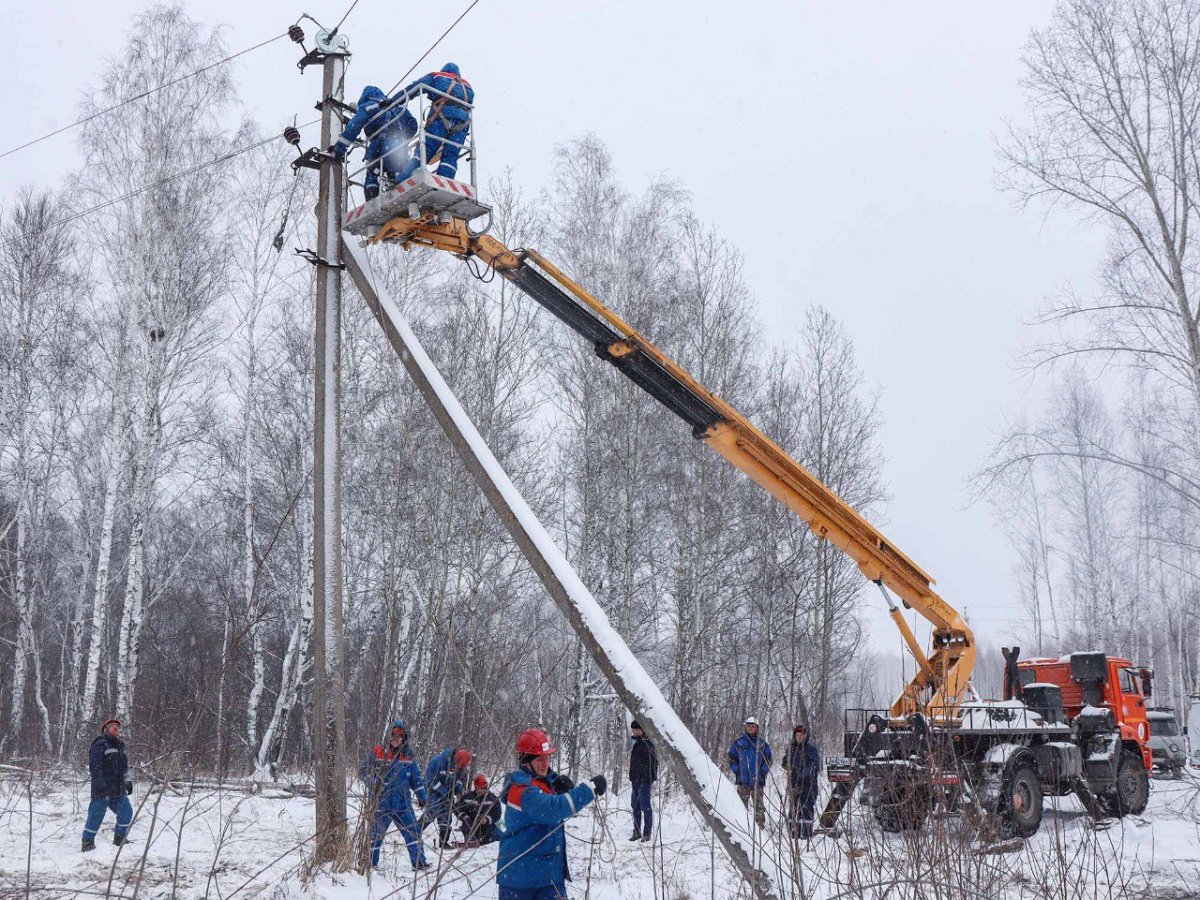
[425,71,472,166]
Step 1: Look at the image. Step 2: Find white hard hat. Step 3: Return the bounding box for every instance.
[744,716,759,726]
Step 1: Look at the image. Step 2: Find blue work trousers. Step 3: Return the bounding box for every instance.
[498,884,568,900]
[83,795,133,841]
[420,791,454,844]
[398,118,469,181]
[371,807,427,867]
[631,781,653,837]
[363,133,412,196]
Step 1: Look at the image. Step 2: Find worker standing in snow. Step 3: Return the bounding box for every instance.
[627,720,658,842]
[496,727,605,900]
[422,745,473,848]
[728,716,772,827]
[395,62,474,181]
[330,85,418,200]
[361,720,430,871]
[82,718,133,851]
[456,774,501,845]
[783,723,821,839]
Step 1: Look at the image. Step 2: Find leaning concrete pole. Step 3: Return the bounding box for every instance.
[311,41,349,863]
[342,238,778,900]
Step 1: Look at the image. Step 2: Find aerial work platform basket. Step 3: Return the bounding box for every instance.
[344,167,490,236]
[342,80,491,237]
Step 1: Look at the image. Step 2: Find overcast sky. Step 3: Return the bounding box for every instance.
[6,1,1109,655]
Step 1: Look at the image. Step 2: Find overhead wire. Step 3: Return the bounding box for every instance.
[0,0,472,246]
[0,31,292,161]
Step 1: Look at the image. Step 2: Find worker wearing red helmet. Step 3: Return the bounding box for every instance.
[421,745,474,848]
[455,773,501,845]
[495,728,606,900]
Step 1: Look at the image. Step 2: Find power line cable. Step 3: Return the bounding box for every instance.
[1,0,476,243]
[0,31,291,162]
[333,0,365,33]
[0,120,319,250]
[387,0,482,93]
[353,0,484,139]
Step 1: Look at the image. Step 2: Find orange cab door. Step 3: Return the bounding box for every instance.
[1112,663,1151,768]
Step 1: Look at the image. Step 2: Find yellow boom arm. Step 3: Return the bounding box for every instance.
[369,215,975,716]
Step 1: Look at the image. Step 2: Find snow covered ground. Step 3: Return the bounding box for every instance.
[1,767,1197,899]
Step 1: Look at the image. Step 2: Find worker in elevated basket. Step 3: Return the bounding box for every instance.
[330,85,418,201]
[496,728,606,900]
[395,62,474,181]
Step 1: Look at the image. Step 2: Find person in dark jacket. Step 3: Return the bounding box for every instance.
[627,721,658,841]
[783,724,821,839]
[496,727,605,900]
[421,745,472,847]
[728,716,772,827]
[82,718,133,851]
[331,84,419,200]
[361,720,430,870]
[455,773,500,845]
[395,62,474,181]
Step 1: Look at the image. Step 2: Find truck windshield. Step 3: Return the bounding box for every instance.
[1149,717,1180,737]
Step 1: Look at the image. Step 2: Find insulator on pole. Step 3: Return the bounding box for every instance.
[288,24,306,44]
[283,126,302,146]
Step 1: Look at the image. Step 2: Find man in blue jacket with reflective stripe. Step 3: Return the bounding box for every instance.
[331,85,418,200]
[421,745,472,847]
[82,718,133,851]
[395,62,474,181]
[496,727,606,900]
[361,720,430,870]
[728,716,772,827]
[783,723,821,839]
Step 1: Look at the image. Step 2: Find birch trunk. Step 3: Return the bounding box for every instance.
[254,528,313,782]
[79,355,128,737]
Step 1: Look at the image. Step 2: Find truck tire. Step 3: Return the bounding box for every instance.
[998,761,1043,838]
[873,785,929,832]
[1101,750,1149,816]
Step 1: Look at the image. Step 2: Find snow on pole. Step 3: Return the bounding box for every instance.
[342,236,778,900]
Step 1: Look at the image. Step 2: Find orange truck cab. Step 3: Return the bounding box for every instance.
[1017,654,1153,770]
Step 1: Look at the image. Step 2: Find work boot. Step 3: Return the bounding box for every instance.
[641,833,652,842]
[628,832,640,841]
[414,860,431,871]
[113,833,129,847]
[81,838,95,852]
[364,184,380,202]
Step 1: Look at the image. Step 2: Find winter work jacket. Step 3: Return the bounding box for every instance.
[361,737,426,814]
[333,85,418,157]
[398,63,474,125]
[728,732,772,787]
[456,788,500,841]
[628,735,658,784]
[783,739,821,802]
[496,768,594,889]
[89,732,129,801]
[425,747,467,800]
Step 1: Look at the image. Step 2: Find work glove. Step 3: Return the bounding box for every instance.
[124,779,134,797]
[551,774,575,793]
[590,775,607,797]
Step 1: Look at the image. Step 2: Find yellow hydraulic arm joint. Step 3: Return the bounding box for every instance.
[365,214,975,718]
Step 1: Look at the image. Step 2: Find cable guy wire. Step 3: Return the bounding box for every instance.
[0,32,290,162]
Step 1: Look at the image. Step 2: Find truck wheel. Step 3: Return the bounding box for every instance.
[1102,750,1149,816]
[998,762,1043,838]
[873,786,928,832]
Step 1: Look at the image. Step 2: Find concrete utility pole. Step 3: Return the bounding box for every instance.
[308,31,349,864]
[342,239,779,900]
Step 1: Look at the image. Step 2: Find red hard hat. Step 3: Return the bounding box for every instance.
[516,728,555,757]
[455,748,472,768]
[474,774,488,791]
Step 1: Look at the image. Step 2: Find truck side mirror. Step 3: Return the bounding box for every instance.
[1140,668,1153,698]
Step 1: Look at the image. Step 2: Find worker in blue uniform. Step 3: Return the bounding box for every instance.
[361,720,430,870]
[331,85,418,200]
[395,63,474,181]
